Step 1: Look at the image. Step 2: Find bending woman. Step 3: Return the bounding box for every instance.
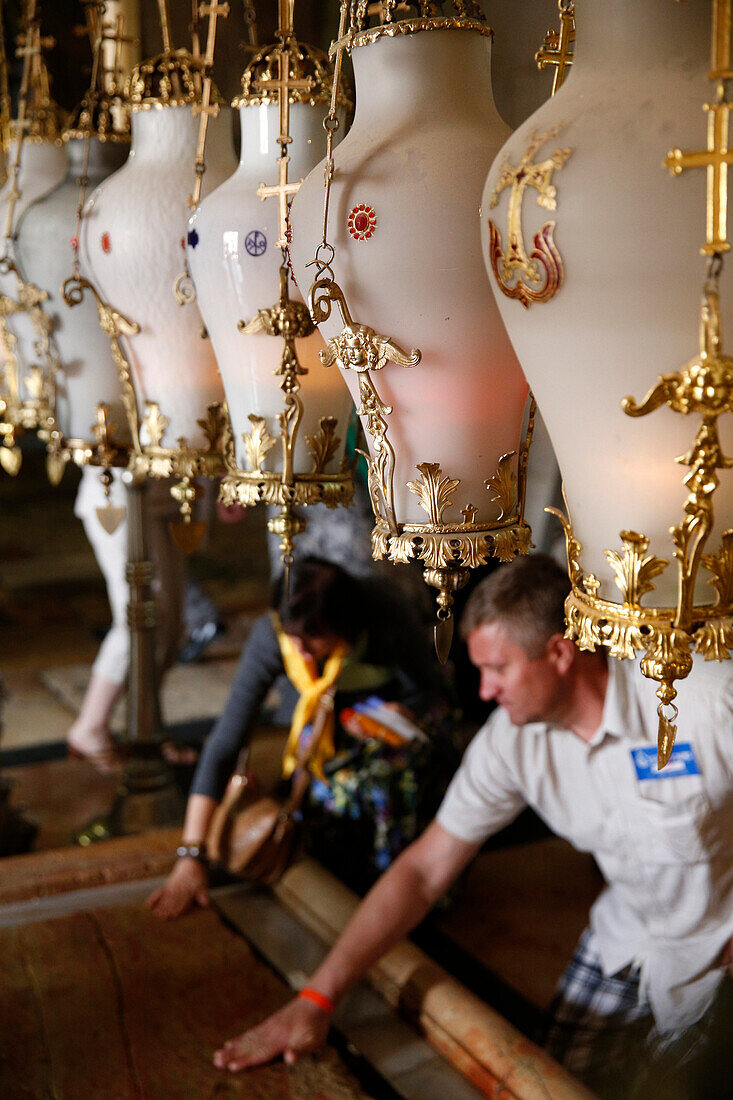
[147,557,448,919]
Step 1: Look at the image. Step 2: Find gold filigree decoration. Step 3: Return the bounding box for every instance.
[407,462,461,526]
[0,265,59,449]
[242,414,277,472]
[63,276,141,452]
[310,274,420,535]
[487,127,573,309]
[332,4,493,56]
[306,416,340,475]
[314,279,421,376]
[624,287,733,626]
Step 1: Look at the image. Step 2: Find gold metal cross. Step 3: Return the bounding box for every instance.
[257,156,302,250]
[254,0,313,249]
[666,87,733,255]
[535,2,575,96]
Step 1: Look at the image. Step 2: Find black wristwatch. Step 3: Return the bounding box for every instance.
[176,843,208,865]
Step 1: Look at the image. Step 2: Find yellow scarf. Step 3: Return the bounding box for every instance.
[275,617,347,781]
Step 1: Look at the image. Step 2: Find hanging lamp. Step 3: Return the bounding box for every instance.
[290,0,534,659]
[483,0,733,767]
[19,6,133,491]
[188,0,355,569]
[77,0,235,551]
[0,0,65,475]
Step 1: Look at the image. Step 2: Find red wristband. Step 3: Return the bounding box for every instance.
[298,987,335,1015]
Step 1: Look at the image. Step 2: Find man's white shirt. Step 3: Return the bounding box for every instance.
[437,656,733,1033]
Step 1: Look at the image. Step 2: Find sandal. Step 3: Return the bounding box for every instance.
[67,734,123,777]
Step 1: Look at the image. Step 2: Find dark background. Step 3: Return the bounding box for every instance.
[3,1,341,111]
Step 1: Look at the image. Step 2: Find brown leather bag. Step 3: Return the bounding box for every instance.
[206,686,335,885]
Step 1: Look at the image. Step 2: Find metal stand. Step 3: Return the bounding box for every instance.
[75,472,183,844]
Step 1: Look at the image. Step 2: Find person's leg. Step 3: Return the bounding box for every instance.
[540,927,652,1095]
[67,471,129,771]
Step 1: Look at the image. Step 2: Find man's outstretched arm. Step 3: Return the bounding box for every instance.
[213,821,480,1073]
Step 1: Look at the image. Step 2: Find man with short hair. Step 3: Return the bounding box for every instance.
[213,554,733,1098]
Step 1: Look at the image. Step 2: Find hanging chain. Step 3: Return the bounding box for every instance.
[1,0,39,267]
[306,0,349,288]
[0,0,12,152]
[174,0,229,305]
[70,2,108,283]
[241,0,259,53]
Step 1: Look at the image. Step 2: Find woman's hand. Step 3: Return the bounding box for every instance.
[213,996,331,1072]
[145,857,210,920]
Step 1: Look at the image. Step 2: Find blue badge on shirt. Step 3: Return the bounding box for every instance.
[631,742,700,780]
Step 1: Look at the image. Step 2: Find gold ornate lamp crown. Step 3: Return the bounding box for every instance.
[234,39,352,109]
[125,49,224,111]
[335,0,491,52]
[64,88,131,143]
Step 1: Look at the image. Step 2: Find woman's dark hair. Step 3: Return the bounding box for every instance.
[274,557,364,645]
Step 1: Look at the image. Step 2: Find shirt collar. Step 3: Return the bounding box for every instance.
[589,656,633,746]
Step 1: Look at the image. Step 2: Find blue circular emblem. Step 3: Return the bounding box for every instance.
[245,230,267,257]
[187,228,199,249]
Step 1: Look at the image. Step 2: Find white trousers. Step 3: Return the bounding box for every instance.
[75,467,186,684]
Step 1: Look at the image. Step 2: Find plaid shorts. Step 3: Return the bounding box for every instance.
[541,927,733,1099]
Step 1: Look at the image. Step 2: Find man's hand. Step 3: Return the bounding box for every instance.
[145,858,209,920]
[213,997,331,1072]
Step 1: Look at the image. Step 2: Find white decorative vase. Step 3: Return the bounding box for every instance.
[188,48,353,478]
[18,135,130,452]
[0,140,66,408]
[290,20,530,588]
[80,94,236,454]
[483,0,726,612]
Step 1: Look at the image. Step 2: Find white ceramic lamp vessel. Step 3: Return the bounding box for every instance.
[80,54,235,463]
[18,133,130,460]
[290,13,531,624]
[482,0,733,733]
[0,134,66,425]
[188,43,353,479]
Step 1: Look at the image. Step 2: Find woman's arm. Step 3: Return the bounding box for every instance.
[146,614,285,921]
[190,614,285,800]
[145,793,218,919]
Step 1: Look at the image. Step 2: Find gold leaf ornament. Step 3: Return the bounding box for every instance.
[485,451,518,520]
[242,414,277,472]
[407,462,461,526]
[142,402,169,447]
[306,417,340,474]
[604,531,668,607]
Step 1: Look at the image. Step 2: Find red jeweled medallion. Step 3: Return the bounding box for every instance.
[348,204,377,241]
[101,232,112,254]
